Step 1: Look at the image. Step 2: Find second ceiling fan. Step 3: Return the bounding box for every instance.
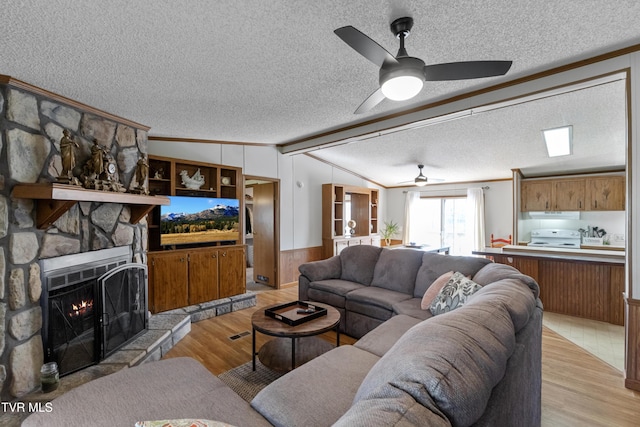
[335,17,512,114]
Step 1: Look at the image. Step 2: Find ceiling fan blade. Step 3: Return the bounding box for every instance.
[354,88,386,114]
[335,26,398,68]
[424,60,512,81]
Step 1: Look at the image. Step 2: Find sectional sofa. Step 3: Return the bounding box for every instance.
[24,246,542,426]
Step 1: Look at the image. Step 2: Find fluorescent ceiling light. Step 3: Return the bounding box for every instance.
[543,126,572,157]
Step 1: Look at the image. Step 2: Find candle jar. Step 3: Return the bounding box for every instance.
[40,362,59,393]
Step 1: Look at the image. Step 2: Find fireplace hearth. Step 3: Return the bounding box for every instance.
[40,247,148,376]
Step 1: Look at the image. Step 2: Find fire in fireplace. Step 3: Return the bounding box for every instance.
[40,247,148,376]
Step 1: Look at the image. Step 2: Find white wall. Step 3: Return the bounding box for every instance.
[384,180,513,247]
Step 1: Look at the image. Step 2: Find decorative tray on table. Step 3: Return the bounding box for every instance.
[265,301,327,326]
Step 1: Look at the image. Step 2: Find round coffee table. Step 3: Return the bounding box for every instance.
[252,302,340,372]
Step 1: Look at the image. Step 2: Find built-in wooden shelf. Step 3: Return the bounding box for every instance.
[12,183,170,229]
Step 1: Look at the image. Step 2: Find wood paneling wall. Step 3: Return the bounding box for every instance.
[279,246,323,286]
[626,299,640,391]
[492,255,624,326]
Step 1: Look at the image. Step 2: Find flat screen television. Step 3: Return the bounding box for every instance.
[160,196,240,246]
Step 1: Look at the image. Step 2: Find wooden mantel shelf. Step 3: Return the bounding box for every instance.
[12,183,170,229]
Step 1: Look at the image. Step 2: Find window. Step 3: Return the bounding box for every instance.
[408,196,470,255]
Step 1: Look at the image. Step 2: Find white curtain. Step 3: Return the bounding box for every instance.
[403,191,420,244]
[466,187,486,251]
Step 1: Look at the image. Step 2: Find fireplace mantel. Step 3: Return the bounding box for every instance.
[12,182,170,229]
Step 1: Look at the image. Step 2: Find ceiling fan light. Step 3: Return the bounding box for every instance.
[381,75,423,101]
[379,57,426,101]
[415,178,428,186]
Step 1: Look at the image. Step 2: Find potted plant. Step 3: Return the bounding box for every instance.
[380,220,400,246]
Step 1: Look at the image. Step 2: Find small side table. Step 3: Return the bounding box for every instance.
[251,302,340,372]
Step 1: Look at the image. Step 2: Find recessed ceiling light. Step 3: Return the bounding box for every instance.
[542,126,572,157]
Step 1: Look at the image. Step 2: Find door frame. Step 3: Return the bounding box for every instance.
[244,175,281,288]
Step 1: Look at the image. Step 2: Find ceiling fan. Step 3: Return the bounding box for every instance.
[335,17,512,114]
[398,164,443,186]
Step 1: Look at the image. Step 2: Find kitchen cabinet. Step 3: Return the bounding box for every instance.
[553,179,585,211]
[521,173,625,212]
[148,245,245,313]
[521,180,552,211]
[586,176,625,211]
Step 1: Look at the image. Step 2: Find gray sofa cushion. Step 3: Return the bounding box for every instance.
[340,245,382,285]
[251,345,380,427]
[413,253,492,297]
[354,314,423,357]
[334,386,452,427]
[308,279,366,309]
[23,357,272,427]
[392,297,434,320]
[371,248,425,294]
[346,286,413,315]
[353,297,517,427]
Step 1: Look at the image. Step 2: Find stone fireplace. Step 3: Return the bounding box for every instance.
[40,246,147,376]
[0,75,151,399]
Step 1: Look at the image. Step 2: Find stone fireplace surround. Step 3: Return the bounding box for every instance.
[0,76,247,406]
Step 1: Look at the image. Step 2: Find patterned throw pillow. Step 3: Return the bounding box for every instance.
[429,271,482,315]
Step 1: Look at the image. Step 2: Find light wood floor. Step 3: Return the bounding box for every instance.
[164,287,640,426]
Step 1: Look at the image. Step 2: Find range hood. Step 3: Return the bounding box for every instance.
[527,211,581,219]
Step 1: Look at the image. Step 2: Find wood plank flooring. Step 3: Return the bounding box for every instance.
[164,287,640,426]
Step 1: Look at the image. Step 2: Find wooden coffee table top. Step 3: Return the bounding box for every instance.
[252,302,340,338]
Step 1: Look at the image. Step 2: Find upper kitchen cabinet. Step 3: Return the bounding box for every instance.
[521,173,625,212]
[521,180,552,211]
[553,179,586,211]
[586,175,625,211]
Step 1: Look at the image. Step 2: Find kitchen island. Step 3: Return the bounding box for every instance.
[473,245,625,325]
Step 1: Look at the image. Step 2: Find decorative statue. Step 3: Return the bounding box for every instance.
[90,138,105,178]
[153,167,164,179]
[135,156,149,194]
[58,129,80,184]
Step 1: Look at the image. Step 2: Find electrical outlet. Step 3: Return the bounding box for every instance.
[613,234,625,243]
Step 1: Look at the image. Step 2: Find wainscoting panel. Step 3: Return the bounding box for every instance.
[279,246,323,286]
[626,299,640,391]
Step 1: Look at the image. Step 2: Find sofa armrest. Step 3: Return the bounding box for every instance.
[299,256,342,282]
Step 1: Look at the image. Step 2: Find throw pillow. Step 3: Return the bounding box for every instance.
[429,271,482,315]
[420,271,454,310]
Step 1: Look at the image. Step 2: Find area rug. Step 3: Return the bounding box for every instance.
[218,360,284,402]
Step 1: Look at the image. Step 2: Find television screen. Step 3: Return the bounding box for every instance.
[160,196,240,246]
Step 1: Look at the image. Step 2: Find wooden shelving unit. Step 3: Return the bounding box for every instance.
[322,183,380,258]
[146,155,246,313]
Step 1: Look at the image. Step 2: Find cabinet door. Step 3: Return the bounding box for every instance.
[188,249,219,305]
[587,176,625,210]
[554,179,585,210]
[335,239,349,255]
[148,252,188,313]
[521,180,552,211]
[219,246,246,298]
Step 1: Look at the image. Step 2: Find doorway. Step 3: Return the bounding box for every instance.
[244,177,280,290]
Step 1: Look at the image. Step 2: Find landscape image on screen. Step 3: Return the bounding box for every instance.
[160,196,240,245]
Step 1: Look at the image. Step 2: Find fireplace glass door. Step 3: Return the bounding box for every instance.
[99,263,148,358]
[47,279,99,375]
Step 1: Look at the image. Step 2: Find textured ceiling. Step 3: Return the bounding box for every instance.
[0,1,637,186]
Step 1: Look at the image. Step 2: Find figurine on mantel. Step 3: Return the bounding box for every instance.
[57,129,81,186]
[79,138,125,192]
[131,155,149,195]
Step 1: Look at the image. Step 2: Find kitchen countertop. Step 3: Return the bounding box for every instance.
[473,245,625,264]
